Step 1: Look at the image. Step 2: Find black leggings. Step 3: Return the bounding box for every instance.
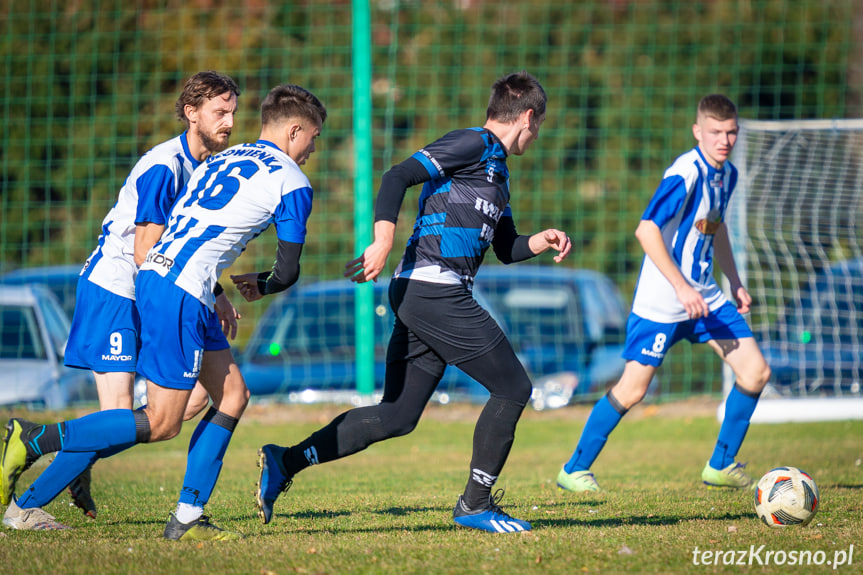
[286,329,532,477]
[331,336,531,458]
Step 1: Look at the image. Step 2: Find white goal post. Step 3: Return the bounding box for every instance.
[720,118,863,423]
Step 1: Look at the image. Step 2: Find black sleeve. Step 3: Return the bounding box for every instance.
[375,130,487,224]
[374,156,430,224]
[492,215,536,264]
[256,239,303,295]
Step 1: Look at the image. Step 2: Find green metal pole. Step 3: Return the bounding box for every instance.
[352,0,374,397]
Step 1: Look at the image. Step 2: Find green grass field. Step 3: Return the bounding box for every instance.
[0,399,860,574]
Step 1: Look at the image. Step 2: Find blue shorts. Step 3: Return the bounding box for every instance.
[64,279,140,372]
[135,270,229,390]
[622,302,753,367]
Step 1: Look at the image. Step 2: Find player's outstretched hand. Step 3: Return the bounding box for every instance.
[345,240,391,284]
[214,291,241,340]
[530,229,572,263]
[230,273,264,302]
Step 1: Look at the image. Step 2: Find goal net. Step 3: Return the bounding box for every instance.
[722,119,863,422]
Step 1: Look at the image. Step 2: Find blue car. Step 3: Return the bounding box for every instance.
[239,278,490,403]
[759,258,863,396]
[472,265,628,404]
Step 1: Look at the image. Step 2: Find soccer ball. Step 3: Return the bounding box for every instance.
[754,467,819,528]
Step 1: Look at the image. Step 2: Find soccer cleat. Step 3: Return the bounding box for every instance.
[556,468,602,493]
[702,461,756,490]
[68,466,97,518]
[255,444,292,525]
[2,498,70,531]
[163,512,242,541]
[452,489,531,533]
[0,418,39,506]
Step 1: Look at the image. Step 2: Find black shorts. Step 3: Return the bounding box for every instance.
[386,278,506,375]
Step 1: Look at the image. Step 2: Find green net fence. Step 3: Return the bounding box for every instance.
[2,0,861,402]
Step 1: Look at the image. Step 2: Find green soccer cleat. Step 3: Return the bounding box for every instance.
[556,468,602,493]
[163,512,242,541]
[2,498,70,531]
[0,419,38,506]
[701,461,756,490]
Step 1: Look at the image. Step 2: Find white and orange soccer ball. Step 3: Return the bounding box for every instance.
[754,466,819,528]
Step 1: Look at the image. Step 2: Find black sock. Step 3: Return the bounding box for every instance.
[20,420,65,460]
[282,407,388,476]
[462,396,526,509]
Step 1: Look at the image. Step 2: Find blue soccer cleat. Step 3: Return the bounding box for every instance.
[255,444,293,524]
[452,489,531,533]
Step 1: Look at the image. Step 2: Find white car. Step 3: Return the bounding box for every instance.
[0,284,96,409]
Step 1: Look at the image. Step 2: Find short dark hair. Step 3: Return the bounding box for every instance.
[261,84,327,127]
[697,94,737,122]
[486,71,547,123]
[175,71,240,128]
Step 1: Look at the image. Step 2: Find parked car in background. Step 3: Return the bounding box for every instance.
[759,258,863,396]
[0,284,96,409]
[0,264,82,318]
[239,279,491,404]
[472,265,629,407]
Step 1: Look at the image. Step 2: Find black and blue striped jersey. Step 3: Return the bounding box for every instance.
[391,127,515,287]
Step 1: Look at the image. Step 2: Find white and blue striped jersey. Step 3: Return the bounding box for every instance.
[80,133,200,300]
[140,140,313,309]
[631,147,738,323]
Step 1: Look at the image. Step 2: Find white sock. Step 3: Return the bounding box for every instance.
[174,502,203,524]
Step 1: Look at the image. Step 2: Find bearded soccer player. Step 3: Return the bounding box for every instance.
[2,83,326,540]
[0,71,241,518]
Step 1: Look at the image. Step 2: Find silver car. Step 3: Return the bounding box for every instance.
[0,284,95,409]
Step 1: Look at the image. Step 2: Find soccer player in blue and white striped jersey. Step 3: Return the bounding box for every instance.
[0,71,240,519]
[557,94,771,494]
[2,84,326,539]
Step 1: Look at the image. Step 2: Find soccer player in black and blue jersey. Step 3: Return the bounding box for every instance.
[255,71,571,533]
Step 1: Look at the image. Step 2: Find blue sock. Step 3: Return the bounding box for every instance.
[178,409,237,508]
[17,451,98,508]
[563,394,626,473]
[17,410,144,509]
[62,409,140,452]
[709,385,760,470]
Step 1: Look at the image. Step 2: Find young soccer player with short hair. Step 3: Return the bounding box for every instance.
[0,70,241,518]
[556,94,771,493]
[1,83,327,540]
[254,71,572,534]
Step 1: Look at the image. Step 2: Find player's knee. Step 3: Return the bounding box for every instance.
[758,363,772,387]
[496,378,531,406]
[148,420,183,442]
[611,383,648,410]
[377,403,420,438]
[483,371,532,405]
[383,414,420,438]
[217,377,250,416]
[742,362,771,394]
